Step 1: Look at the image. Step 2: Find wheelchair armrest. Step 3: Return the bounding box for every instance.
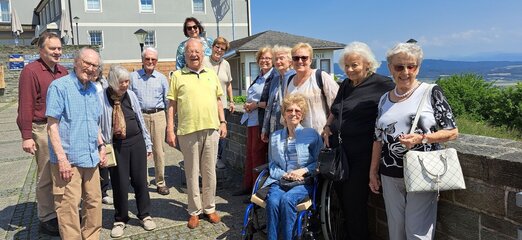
[253,163,268,173]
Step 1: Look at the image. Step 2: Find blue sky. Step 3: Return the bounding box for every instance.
[250,0,522,61]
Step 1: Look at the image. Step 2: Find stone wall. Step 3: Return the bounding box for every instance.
[223,108,522,240]
[0,45,175,103]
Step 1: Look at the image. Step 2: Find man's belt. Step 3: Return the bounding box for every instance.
[142,108,164,114]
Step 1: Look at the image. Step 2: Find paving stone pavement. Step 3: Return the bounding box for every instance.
[0,101,256,240]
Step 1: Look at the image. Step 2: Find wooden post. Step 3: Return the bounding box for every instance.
[0,64,5,96]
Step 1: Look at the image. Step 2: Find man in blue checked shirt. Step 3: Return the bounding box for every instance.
[46,47,107,239]
[130,47,170,195]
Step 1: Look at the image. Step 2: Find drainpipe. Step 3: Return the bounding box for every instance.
[245,0,251,36]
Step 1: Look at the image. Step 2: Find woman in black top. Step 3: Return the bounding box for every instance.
[322,42,395,240]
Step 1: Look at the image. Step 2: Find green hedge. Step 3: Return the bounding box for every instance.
[436,73,522,130]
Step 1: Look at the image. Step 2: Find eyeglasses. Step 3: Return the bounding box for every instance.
[285,108,302,114]
[259,57,272,61]
[144,57,157,62]
[185,25,198,31]
[292,56,309,62]
[393,64,418,72]
[213,45,226,52]
[80,59,99,70]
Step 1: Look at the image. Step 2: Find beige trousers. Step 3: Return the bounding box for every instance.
[143,111,167,187]
[51,165,102,240]
[32,122,56,222]
[178,129,219,216]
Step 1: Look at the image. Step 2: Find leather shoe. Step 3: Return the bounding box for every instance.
[232,188,250,196]
[206,212,221,223]
[39,218,60,236]
[187,215,199,229]
[157,186,170,195]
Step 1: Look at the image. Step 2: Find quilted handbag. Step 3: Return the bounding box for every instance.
[403,84,465,196]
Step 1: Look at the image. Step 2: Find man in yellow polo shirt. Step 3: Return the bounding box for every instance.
[166,38,227,229]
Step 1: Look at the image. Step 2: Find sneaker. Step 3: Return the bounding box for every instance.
[110,222,126,238]
[102,196,113,205]
[216,158,226,169]
[142,216,156,231]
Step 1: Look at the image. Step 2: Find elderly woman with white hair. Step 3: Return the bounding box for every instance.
[99,65,156,238]
[322,41,395,239]
[369,43,458,240]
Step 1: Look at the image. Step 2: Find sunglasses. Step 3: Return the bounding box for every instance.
[292,56,309,62]
[185,25,198,31]
[393,64,418,72]
[285,108,302,114]
[213,45,226,51]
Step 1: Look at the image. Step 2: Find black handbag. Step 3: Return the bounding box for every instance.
[317,90,349,182]
[279,175,313,191]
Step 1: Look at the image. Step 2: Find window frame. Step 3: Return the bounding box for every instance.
[139,0,154,13]
[88,30,103,48]
[320,59,331,74]
[249,62,259,81]
[144,30,156,47]
[85,0,102,12]
[192,0,205,14]
[0,0,10,23]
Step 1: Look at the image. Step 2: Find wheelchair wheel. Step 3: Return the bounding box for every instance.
[320,179,347,240]
[297,211,315,240]
[241,204,256,240]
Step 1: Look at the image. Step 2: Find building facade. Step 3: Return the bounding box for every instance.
[34,0,251,63]
[0,0,38,45]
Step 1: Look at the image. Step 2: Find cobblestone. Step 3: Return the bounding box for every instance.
[0,102,252,240]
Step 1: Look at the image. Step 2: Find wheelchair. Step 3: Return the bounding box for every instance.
[241,164,347,240]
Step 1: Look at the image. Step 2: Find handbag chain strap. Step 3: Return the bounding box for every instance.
[409,83,434,134]
[418,154,448,200]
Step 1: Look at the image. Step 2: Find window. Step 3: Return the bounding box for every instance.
[49,1,55,19]
[140,0,154,12]
[89,30,103,47]
[54,0,61,17]
[320,59,331,74]
[192,0,205,13]
[145,30,155,47]
[0,0,9,23]
[249,62,259,81]
[85,0,101,12]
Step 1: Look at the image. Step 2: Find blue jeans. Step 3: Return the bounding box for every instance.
[266,183,312,240]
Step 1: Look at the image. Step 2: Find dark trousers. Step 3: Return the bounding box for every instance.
[99,167,110,198]
[337,138,372,240]
[110,136,151,222]
[217,138,227,160]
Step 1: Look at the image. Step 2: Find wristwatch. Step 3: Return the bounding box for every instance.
[97,143,106,151]
[421,134,428,144]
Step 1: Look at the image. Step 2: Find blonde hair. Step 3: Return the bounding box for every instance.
[291,42,313,58]
[255,46,272,62]
[282,93,308,122]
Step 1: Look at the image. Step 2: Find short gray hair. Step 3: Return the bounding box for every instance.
[142,47,158,58]
[272,45,292,62]
[386,42,424,65]
[107,65,130,90]
[338,42,380,73]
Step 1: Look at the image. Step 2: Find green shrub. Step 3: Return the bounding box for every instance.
[233,95,247,104]
[486,83,522,128]
[435,73,495,120]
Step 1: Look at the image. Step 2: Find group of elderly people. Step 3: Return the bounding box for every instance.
[239,40,458,240]
[26,16,457,239]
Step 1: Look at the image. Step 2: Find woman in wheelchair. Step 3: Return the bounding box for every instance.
[262,93,323,239]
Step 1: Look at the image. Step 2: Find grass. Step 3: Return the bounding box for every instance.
[456,115,522,141]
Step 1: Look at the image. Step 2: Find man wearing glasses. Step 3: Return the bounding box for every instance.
[46,47,106,239]
[16,32,67,236]
[130,47,170,195]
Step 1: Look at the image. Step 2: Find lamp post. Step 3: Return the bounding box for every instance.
[73,16,79,45]
[134,29,147,55]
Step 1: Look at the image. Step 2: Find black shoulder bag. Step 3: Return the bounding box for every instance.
[317,91,348,182]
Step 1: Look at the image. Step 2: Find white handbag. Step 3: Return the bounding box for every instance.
[403,84,466,197]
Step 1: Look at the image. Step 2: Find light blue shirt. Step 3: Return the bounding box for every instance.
[263,125,323,187]
[129,69,169,110]
[97,88,153,152]
[176,36,213,70]
[46,72,101,168]
[241,68,273,126]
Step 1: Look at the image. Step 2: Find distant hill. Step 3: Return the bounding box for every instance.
[334,59,522,82]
